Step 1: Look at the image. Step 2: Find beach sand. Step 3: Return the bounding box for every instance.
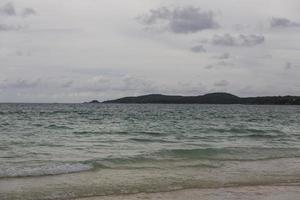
[77,185,300,200]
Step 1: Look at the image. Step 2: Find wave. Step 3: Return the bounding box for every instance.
[72,131,130,136]
[71,131,166,137]
[206,127,284,134]
[227,133,286,139]
[129,138,177,143]
[138,131,166,136]
[0,163,93,178]
[46,124,73,130]
[1,147,300,178]
[85,147,300,169]
[39,110,74,115]
[245,133,283,138]
[154,147,300,161]
[73,131,103,135]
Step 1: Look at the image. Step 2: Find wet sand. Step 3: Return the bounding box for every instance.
[77,185,300,200]
[1,158,300,200]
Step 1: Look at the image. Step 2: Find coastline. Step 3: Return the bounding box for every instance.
[77,185,300,200]
[1,157,300,200]
[100,93,300,105]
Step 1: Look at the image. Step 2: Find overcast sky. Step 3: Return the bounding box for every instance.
[1,0,300,102]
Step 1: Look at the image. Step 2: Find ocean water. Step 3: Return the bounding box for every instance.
[0,103,300,199]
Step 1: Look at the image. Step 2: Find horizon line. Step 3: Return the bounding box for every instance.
[1,92,300,104]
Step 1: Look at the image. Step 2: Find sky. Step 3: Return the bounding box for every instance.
[0,0,300,103]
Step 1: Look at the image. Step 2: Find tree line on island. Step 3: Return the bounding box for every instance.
[88,92,300,105]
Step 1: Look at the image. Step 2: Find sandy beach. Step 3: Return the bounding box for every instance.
[77,185,300,200]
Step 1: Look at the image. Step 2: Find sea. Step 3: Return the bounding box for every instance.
[0,103,300,199]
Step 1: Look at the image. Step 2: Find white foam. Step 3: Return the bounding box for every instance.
[0,163,93,178]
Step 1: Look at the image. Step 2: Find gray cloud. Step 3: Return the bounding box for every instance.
[214,52,230,59]
[137,6,219,34]
[214,80,229,87]
[190,45,206,53]
[21,8,37,17]
[0,24,21,31]
[0,2,36,18]
[15,50,31,57]
[121,76,157,93]
[205,60,234,70]
[257,54,272,59]
[61,80,73,88]
[0,3,36,31]
[218,61,233,66]
[285,62,292,70]
[0,2,16,16]
[0,79,41,90]
[211,34,235,46]
[211,34,265,47]
[205,65,214,69]
[166,81,206,95]
[271,17,300,28]
[240,34,265,46]
[68,75,158,95]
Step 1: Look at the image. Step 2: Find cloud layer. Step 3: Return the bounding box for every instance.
[137,6,218,34]
[271,17,300,28]
[214,80,229,87]
[0,24,21,31]
[190,45,206,53]
[211,34,265,47]
[0,3,16,16]
[0,2,36,17]
[1,1,300,102]
[0,2,36,31]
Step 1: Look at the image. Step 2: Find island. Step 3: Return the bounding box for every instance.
[87,100,100,103]
[89,92,300,105]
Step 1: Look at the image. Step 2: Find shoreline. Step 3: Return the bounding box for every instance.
[76,184,300,200]
[1,157,300,200]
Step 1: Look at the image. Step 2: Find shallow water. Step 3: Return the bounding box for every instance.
[0,104,300,199]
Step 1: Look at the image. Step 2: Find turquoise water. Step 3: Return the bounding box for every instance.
[0,104,300,199]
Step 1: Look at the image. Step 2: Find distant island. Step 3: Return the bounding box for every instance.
[88,92,300,105]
